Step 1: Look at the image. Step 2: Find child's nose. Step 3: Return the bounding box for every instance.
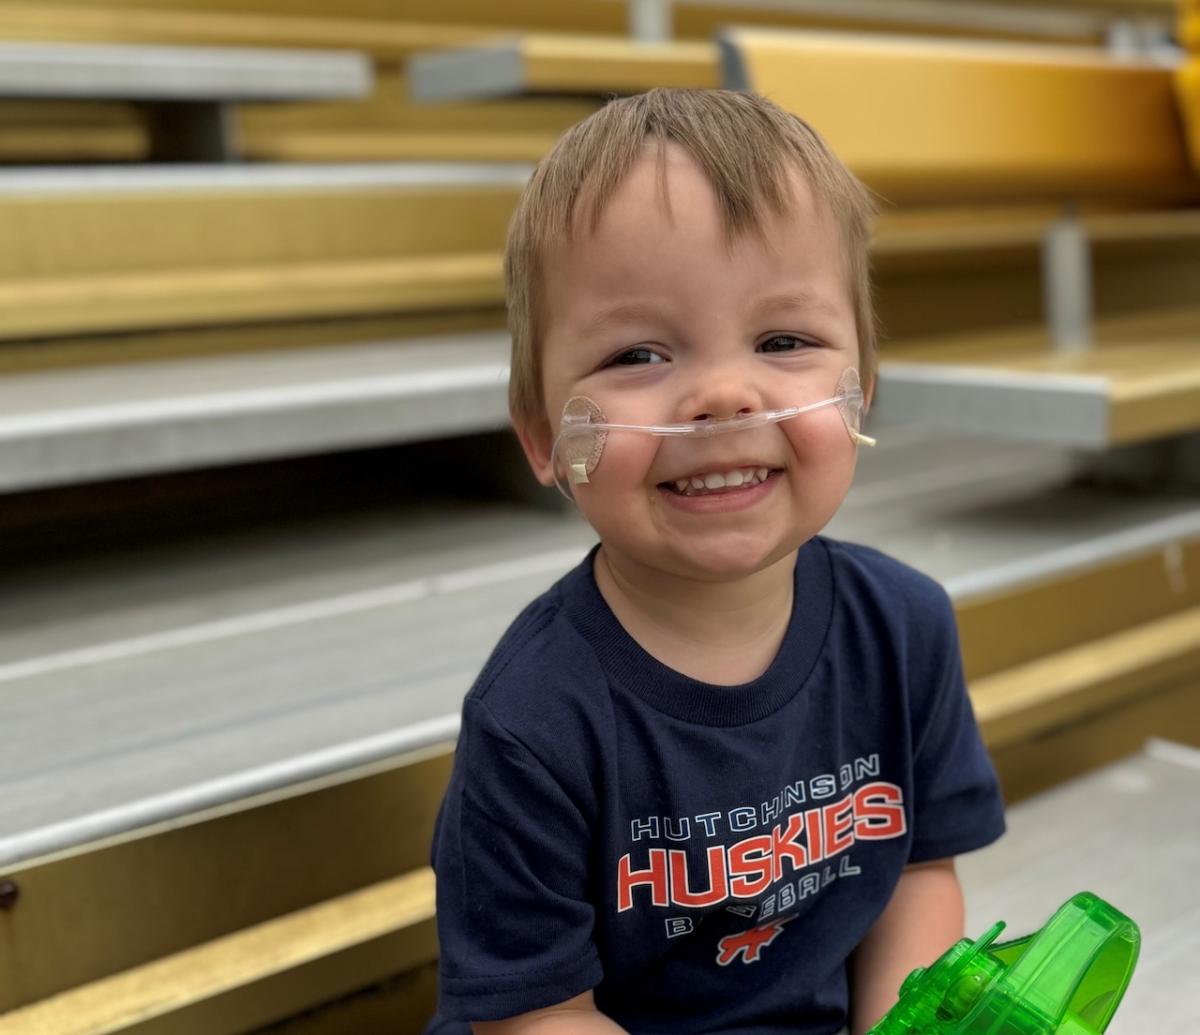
[682,373,766,422]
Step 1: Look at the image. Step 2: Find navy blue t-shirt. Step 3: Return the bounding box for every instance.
[426,538,1005,1034]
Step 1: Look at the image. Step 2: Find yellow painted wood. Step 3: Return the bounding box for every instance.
[241,65,595,136]
[0,185,517,277]
[728,27,1199,203]
[238,127,559,162]
[1178,60,1200,175]
[957,536,1200,681]
[519,34,718,92]
[11,0,1178,46]
[0,4,490,58]
[989,677,1200,803]
[1183,16,1200,52]
[972,606,1200,751]
[0,124,143,161]
[0,311,505,375]
[252,963,437,1035]
[0,871,434,1035]
[881,306,1200,446]
[0,747,452,1013]
[238,64,595,163]
[0,253,503,339]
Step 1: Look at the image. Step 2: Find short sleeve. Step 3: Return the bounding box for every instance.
[432,697,603,1022]
[906,587,1006,862]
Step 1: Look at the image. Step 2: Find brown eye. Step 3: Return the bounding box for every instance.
[611,348,665,366]
[758,336,816,353]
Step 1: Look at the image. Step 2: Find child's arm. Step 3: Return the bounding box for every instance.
[848,857,965,1035]
[473,991,629,1034]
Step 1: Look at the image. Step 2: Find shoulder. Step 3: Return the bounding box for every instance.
[818,536,959,667]
[461,554,612,760]
[821,537,953,619]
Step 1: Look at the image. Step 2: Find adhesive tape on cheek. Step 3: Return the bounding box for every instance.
[560,396,607,484]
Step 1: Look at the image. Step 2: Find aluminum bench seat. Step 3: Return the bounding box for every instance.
[2,456,1197,869]
[0,41,371,160]
[873,306,1200,448]
[0,331,512,493]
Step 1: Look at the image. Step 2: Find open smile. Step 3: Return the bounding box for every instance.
[660,464,782,497]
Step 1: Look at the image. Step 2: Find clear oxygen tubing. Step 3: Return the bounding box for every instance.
[550,366,874,499]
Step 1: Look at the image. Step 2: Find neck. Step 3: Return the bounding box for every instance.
[594,545,797,686]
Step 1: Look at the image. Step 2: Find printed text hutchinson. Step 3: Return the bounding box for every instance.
[616,754,907,912]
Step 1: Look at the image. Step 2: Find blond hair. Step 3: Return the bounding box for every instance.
[505,88,879,430]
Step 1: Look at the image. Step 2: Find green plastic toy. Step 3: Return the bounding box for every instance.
[868,892,1140,1034]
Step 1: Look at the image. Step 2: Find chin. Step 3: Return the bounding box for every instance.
[664,533,799,583]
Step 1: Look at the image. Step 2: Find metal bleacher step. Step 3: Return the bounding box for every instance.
[872,305,1200,448]
[0,331,511,493]
[1,435,1196,1031]
[0,40,373,161]
[1,435,1196,868]
[5,296,1197,498]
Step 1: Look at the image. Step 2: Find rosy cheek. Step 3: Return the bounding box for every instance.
[780,411,848,459]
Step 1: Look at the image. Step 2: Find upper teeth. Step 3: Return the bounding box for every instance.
[674,467,770,494]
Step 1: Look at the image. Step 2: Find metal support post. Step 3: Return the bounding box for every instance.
[629,0,673,43]
[146,101,236,162]
[1042,210,1093,353]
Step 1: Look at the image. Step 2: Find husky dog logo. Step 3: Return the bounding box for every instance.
[715,916,793,965]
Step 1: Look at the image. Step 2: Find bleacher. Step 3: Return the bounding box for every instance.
[0,1,1198,1032]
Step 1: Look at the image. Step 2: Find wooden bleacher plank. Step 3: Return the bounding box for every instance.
[0,4,490,61]
[972,606,1200,750]
[408,34,718,102]
[720,27,1199,204]
[0,164,522,337]
[0,742,453,1015]
[407,29,1198,200]
[1180,54,1200,173]
[0,333,511,492]
[872,307,1200,448]
[954,532,1200,681]
[238,65,595,164]
[0,869,435,1035]
[0,0,1167,57]
[1,167,1191,348]
[0,251,503,340]
[0,164,525,277]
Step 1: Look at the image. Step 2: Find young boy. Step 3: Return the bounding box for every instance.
[425,88,1005,1035]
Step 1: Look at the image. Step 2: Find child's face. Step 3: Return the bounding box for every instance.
[525,143,863,583]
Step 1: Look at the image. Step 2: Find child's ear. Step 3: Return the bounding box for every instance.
[514,416,557,487]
